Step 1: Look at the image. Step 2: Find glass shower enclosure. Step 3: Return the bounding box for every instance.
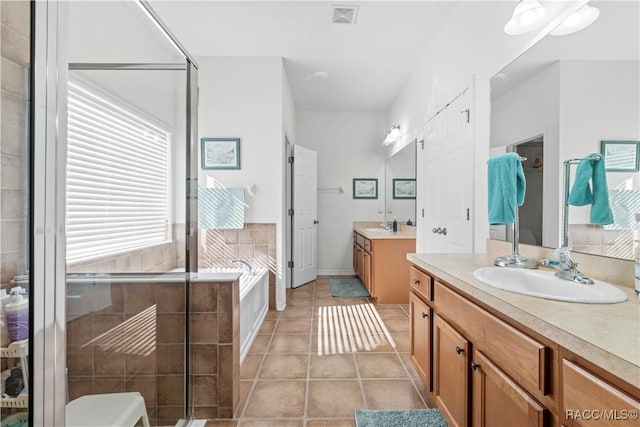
[29,1,199,425]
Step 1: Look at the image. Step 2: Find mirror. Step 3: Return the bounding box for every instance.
[489,0,639,260]
[385,140,417,226]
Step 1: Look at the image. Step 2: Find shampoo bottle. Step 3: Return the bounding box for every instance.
[5,288,28,343]
[0,289,11,347]
[392,218,398,232]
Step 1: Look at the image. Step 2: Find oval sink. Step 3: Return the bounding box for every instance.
[363,228,392,233]
[473,267,628,304]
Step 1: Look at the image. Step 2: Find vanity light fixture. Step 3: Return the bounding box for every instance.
[504,0,547,35]
[383,125,401,145]
[550,4,600,36]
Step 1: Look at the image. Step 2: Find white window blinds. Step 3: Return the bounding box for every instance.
[66,81,171,263]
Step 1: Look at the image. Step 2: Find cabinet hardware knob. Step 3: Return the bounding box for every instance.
[414,279,420,285]
[471,361,480,371]
[455,346,464,355]
[422,312,429,318]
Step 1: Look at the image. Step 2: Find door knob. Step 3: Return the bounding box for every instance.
[432,228,439,234]
[313,220,319,224]
[441,227,447,236]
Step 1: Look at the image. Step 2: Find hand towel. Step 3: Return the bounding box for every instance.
[568,153,614,225]
[487,153,526,225]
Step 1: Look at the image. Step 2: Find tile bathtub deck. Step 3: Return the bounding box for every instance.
[205,276,430,427]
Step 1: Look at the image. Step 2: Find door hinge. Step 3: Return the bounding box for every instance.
[466,208,470,221]
[418,139,425,150]
[421,208,425,218]
[288,208,294,216]
[288,156,294,164]
[288,261,294,268]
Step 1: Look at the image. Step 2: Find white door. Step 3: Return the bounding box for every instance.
[292,144,318,288]
[420,90,474,253]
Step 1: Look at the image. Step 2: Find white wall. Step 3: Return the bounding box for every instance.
[296,111,386,274]
[491,63,560,247]
[385,0,587,253]
[198,56,287,308]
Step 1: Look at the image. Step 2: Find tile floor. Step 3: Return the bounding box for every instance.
[205,276,429,427]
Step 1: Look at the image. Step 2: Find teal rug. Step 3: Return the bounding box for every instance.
[329,278,370,297]
[355,409,448,427]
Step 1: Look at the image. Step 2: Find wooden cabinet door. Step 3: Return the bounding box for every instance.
[434,314,470,427]
[353,242,358,273]
[562,359,640,427]
[472,349,547,427]
[410,292,431,389]
[363,251,372,294]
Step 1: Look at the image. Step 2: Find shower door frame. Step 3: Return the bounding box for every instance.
[32,1,199,425]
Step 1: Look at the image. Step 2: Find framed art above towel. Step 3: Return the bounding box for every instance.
[601,140,640,172]
[201,138,241,170]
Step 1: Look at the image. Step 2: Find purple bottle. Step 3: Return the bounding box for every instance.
[5,290,28,342]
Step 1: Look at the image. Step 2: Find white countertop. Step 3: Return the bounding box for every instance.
[407,253,640,388]
[354,221,417,240]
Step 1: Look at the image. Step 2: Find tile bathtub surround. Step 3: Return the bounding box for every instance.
[199,224,276,308]
[202,276,427,426]
[0,0,31,290]
[568,224,637,261]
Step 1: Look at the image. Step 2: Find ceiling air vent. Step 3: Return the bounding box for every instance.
[332,5,358,24]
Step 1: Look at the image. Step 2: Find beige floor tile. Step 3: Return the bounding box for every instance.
[205,421,237,427]
[276,319,312,334]
[245,381,306,418]
[375,307,409,319]
[248,335,271,354]
[306,420,356,427]
[236,380,254,417]
[267,334,311,353]
[314,296,341,306]
[309,354,358,379]
[382,318,410,333]
[287,296,314,307]
[281,307,314,319]
[390,334,410,352]
[240,354,263,379]
[399,352,421,379]
[339,297,371,306]
[258,320,277,334]
[361,380,425,410]
[356,353,408,379]
[307,380,365,418]
[238,420,304,427]
[259,353,309,379]
[265,310,280,320]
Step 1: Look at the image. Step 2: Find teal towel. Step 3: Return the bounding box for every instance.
[488,153,526,225]
[568,153,613,225]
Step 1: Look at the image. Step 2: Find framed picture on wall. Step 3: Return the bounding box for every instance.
[393,178,416,199]
[353,178,378,199]
[201,138,241,170]
[601,140,640,172]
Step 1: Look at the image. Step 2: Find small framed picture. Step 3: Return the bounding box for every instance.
[353,178,378,199]
[601,140,640,172]
[393,178,416,199]
[201,138,241,170]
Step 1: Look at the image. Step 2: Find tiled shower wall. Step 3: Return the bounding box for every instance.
[200,223,277,307]
[0,0,30,290]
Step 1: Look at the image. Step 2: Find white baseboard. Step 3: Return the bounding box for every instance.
[317,269,356,276]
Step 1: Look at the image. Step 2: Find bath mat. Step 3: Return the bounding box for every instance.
[354,408,448,427]
[329,278,369,297]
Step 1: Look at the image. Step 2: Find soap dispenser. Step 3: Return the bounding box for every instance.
[392,218,398,232]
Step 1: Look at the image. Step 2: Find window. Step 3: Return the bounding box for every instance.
[66,80,171,263]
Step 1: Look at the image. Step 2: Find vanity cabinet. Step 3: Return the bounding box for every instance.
[409,265,552,427]
[352,230,414,304]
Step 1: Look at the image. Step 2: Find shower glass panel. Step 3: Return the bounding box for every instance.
[0,1,31,426]
[64,2,197,426]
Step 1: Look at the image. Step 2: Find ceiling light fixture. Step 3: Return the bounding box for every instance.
[550,4,600,36]
[383,125,401,146]
[504,0,546,35]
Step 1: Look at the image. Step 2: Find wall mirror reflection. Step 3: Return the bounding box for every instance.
[385,140,417,227]
[489,0,639,260]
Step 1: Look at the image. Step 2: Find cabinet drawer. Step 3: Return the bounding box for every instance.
[363,238,371,252]
[410,266,433,302]
[435,281,550,396]
[562,359,640,427]
[355,233,365,247]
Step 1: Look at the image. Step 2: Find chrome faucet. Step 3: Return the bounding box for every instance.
[231,259,254,274]
[540,247,594,285]
[379,222,390,230]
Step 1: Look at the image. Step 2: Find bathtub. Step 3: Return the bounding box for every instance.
[193,267,269,364]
